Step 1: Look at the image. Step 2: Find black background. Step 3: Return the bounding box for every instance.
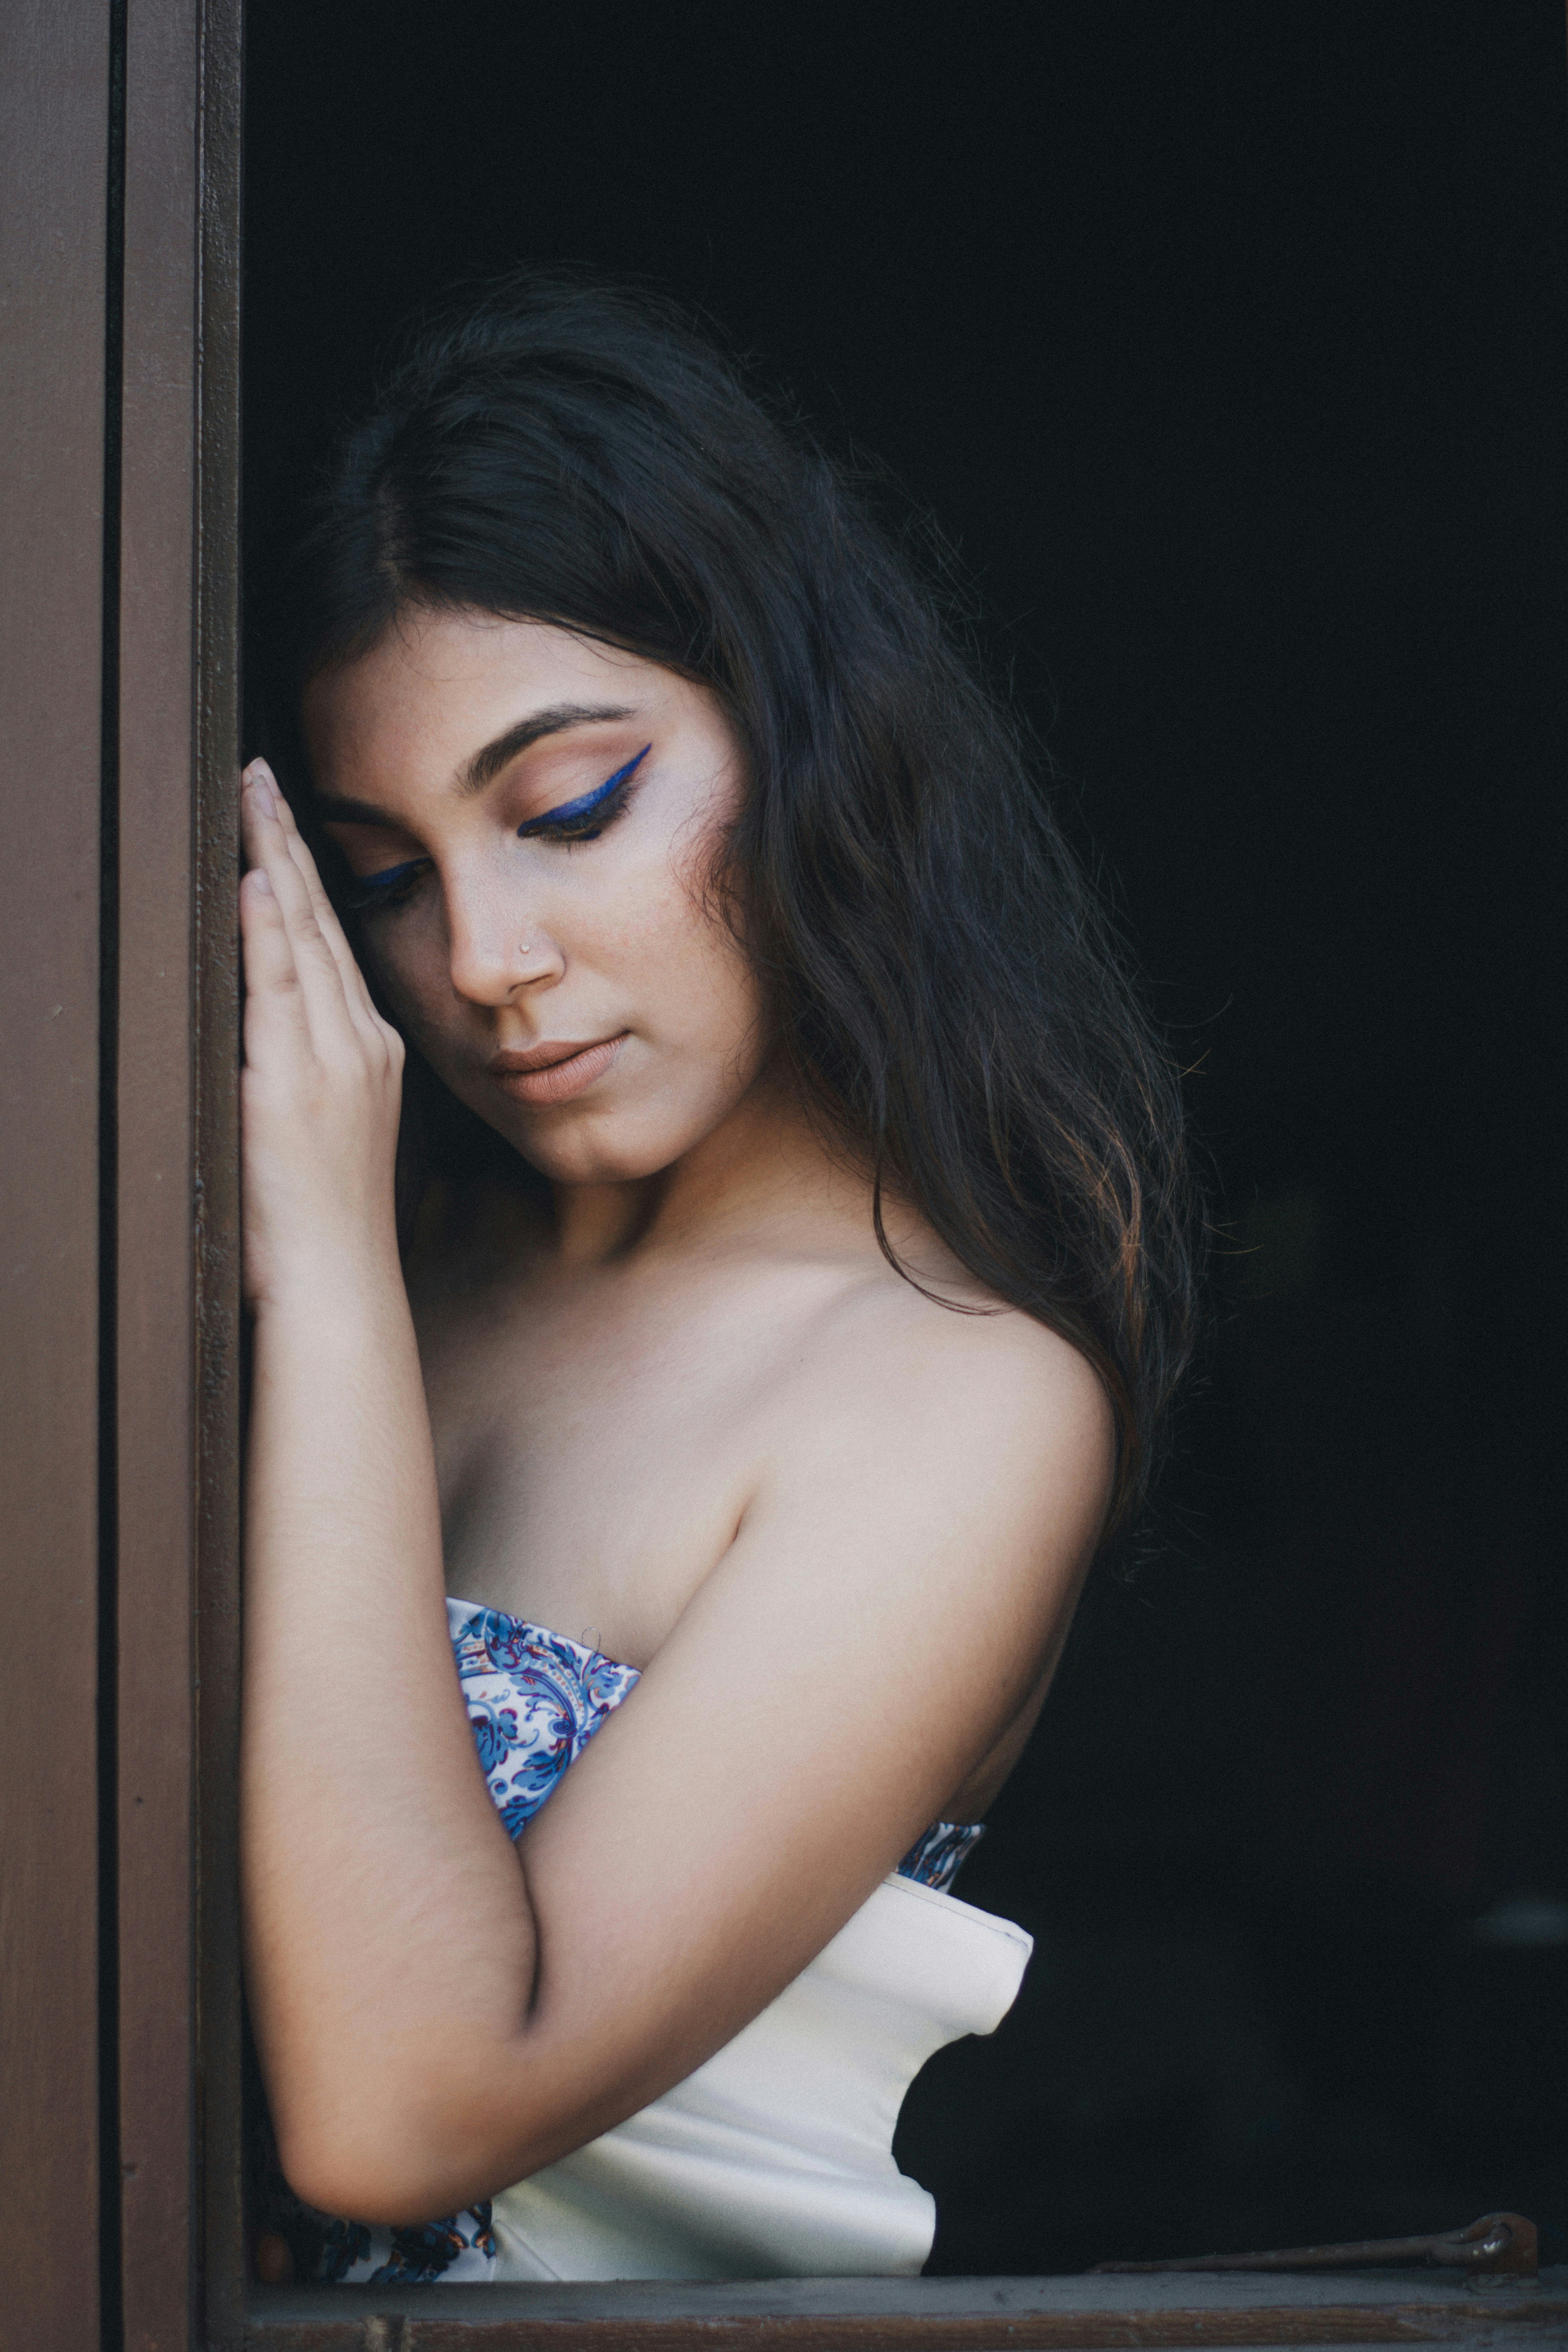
[244,0,1568,2272]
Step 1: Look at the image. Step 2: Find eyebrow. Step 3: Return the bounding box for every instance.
[315,701,638,825]
[460,701,636,796]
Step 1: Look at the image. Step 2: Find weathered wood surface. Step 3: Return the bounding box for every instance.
[117,0,201,2342]
[192,1,246,2342]
[0,2,111,2346]
[114,4,244,2350]
[247,2268,1568,2350]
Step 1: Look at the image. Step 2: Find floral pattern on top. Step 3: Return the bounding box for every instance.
[450,1600,642,1840]
[315,2203,498,2285]
[285,1598,983,2285]
[898,1815,985,1892]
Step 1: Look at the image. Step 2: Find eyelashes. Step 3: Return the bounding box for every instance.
[344,743,653,915]
[342,857,429,915]
[515,743,651,842]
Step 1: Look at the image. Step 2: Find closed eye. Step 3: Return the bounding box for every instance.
[343,856,431,914]
[339,742,652,912]
[517,745,652,843]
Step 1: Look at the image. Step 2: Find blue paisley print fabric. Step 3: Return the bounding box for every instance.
[898,1813,986,1892]
[451,1601,642,1841]
[280,1599,983,2285]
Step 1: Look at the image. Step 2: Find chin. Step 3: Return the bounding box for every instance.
[501,1100,720,1189]
[442,1044,766,1190]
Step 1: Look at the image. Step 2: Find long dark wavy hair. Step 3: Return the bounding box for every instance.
[258,272,1200,1530]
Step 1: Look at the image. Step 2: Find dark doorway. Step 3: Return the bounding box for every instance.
[243,0,1568,2272]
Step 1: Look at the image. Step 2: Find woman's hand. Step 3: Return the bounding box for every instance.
[238,760,495,2222]
[239,759,405,1310]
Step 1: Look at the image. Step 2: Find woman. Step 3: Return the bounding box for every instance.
[241,277,1197,2285]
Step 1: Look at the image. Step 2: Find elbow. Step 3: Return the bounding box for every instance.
[274,2091,485,2227]
[276,2125,439,2229]
[272,2052,552,2224]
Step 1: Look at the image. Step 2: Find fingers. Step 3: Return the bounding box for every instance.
[259,763,383,1024]
[239,860,301,996]
[242,762,380,1057]
[244,762,398,1045]
[239,860,313,1070]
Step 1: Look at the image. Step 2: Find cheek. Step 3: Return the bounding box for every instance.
[604,840,758,1051]
[357,917,454,1043]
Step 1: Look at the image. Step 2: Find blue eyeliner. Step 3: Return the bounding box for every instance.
[516,743,652,838]
[346,856,428,906]
[348,743,653,911]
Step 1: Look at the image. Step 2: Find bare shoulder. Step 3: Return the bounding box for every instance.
[706,1251,1115,1766]
[770,1250,1118,1541]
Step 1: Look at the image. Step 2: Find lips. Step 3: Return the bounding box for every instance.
[487,1033,627,1107]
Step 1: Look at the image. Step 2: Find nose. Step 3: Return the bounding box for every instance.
[444,872,561,1006]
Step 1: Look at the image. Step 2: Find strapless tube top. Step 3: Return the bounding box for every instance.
[295,1601,1033,2285]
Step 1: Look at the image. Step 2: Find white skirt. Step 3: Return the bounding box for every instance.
[489,1872,1033,2281]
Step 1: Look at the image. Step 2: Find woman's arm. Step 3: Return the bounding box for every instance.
[239,764,546,2213]
[239,762,1113,2225]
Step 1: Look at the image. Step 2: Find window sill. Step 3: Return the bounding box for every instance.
[246,2264,1568,2347]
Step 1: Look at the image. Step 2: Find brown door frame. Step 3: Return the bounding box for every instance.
[0,3,115,2346]
[1,2,241,2347]
[115,0,243,2347]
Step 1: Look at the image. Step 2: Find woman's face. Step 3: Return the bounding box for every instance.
[304,607,764,1188]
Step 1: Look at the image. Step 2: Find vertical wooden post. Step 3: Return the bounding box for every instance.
[193,0,246,2339]
[0,2,243,2343]
[115,0,244,2345]
[116,0,200,2341]
[0,0,114,2342]
[0,4,113,2346]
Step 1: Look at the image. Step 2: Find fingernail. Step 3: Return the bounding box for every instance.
[248,768,276,815]
[248,866,274,896]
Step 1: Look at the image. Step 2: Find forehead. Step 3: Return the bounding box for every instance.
[302,609,663,793]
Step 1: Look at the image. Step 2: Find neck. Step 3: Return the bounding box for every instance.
[543,1070,870,1271]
